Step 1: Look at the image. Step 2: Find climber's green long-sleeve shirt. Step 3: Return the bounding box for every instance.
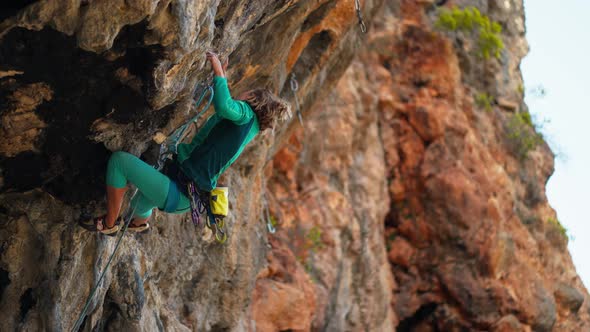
[176,76,260,190]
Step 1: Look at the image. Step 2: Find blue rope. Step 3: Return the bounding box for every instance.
[157,84,214,170]
[169,84,214,154]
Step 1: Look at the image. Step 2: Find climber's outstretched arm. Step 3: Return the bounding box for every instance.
[206,51,252,125]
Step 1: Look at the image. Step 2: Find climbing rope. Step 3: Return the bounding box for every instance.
[355,0,367,33]
[71,189,139,332]
[290,73,304,129]
[157,83,215,169]
[72,83,216,331]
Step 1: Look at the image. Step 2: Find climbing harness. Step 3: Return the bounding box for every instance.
[161,84,230,244]
[290,73,304,129]
[156,83,229,243]
[162,160,228,244]
[355,0,367,33]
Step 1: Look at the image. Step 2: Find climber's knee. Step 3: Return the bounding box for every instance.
[133,209,153,220]
[107,151,133,188]
[130,192,156,219]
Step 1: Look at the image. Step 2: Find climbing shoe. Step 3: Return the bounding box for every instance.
[78,215,121,236]
[127,222,150,233]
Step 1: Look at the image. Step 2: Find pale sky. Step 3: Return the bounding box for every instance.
[521,0,590,288]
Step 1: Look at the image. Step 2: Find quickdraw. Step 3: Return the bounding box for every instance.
[290,73,304,129]
[205,213,227,243]
[355,0,367,33]
[264,197,276,234]
[187,182,207,226]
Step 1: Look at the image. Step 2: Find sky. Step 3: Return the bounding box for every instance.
[521,0,590,288]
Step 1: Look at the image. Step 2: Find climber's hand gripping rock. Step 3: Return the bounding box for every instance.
[206,51,228,77]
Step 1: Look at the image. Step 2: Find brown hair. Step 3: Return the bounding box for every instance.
[243,89,292,131]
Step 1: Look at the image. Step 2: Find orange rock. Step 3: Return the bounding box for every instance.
[388,237,415,268]
[252,279,315,332]
[492,315,529,332]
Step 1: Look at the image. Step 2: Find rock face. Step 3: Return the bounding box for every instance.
[0,0,589,331]
[0,0,387,331]
[305,0,588,331]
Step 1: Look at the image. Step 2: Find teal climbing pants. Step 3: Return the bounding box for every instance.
[106,151,190,219]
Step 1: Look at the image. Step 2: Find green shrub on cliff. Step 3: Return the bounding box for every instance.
[517,110,533,127]
[506,111,543,159]
[436,6,504,59]
[548,217,567,239]
[293,226,324,283]
[306,226,324,252]
[475,92,494,111]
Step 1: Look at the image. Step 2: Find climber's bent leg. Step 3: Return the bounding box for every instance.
[129,191,157,220]
[105,151,190,226]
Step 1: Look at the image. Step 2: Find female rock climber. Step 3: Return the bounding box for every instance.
[83,51,291,234]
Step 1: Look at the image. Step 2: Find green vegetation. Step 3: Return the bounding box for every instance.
[269,215,278,228]
[436,6,504,59]
[517,110,533,127]
[548,217,567,239]
[506,111,543,159]
[293,226,324,283]
[475,92,494,111]
[305,226,324,252]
